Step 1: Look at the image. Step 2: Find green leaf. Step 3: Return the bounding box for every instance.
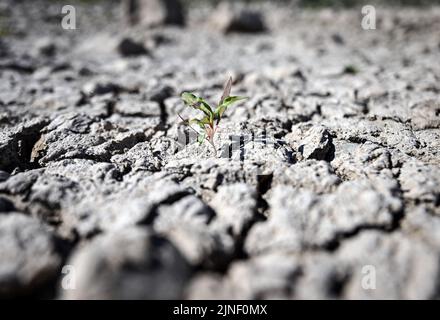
[222,96,247,106]
[181,92,213,119]
[188,118,205,131]
[199,116,211,125]
[181,92,199,106]
[197,132,206,144]
[215,96,247,120]
[197,100,214,120]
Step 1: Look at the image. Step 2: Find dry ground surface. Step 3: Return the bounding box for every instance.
[1,0,440,299]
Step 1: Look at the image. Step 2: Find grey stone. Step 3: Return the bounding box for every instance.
[111,141,162,173]
[272,160,341,194]
[245,178,402,255]
[65,179,192,237]
[123,0,185,27]
[37,113,146,165]
[0,197,15,212]
[114,96,161,117]
[297,125,334,161]
[187,252,300,299]
[154,195,214,233]
[211,3,266,34]
[209,183,259,238]
[117,38,149,57]
[0,169,42,195]
[322,118,422,158]
[0,118,48,172]
[402,205,440,244]
[0,170,10,182]
[154,195,235,268]
[33,37,56,57]
[0,213,62,298]
[399,159,440,203]
[413,129,440,166]
[410,100,440,130]
[82,81,123,96]
[331,140,394,180]
[61,227,191,299]
[336,231,440,299]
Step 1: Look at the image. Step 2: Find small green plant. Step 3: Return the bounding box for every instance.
[179,77,247,156]
[343,64,359,75]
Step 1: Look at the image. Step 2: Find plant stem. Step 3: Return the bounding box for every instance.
[207,137,217,157]
[178,114,200,135]
[209,124,217,157]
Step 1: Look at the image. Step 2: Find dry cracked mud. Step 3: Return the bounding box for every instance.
[1,0,440,299]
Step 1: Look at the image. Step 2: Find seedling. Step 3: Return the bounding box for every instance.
[178,77,247,156]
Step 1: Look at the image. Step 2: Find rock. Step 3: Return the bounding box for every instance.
[171,159,230,192]
[0,118,48,172]
[224,252,301,299]
[245,177,402,255]
[147,84,174,103]
[65,179,192,237]
[29,84,84,112]
[410,100,440,130]
[154,195,235,268]
[399,159,440,203]
[413,129,440,165]
[82,81,123,96]
[36,114,146,165]
[402,205,440,245]
[111,141,162,173]
[336,231,440,299]
[0,161,121,225]
[294,254,349,299]
[331,33,345,45]
[0,213,62,298]
[187,252,300,299]
[61,227,191,299]
[0,196,15,212]
[114,96,161,117]
[331,140,393,180]
[272,160,341,194]
[211,3,266,34]
[0,168,81,223]
[209,183,259,238]
[162,223,235,269]
[33,38,56,57]
[320,101,366,118]
[0,39,8,58]
[0,170,9,182]
[192,228,440,299]
[154,195,214,233]
[218,135,294,168]
[123,0,185,27]
[144,32,173,49]
[168,119,294,193]
[297,125,334,161]
[117,38,149,57]
[185,273,227,299]
[0,169,42,196]
[321,118,421,158]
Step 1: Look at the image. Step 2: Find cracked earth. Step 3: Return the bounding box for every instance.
[1,0,440,299]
